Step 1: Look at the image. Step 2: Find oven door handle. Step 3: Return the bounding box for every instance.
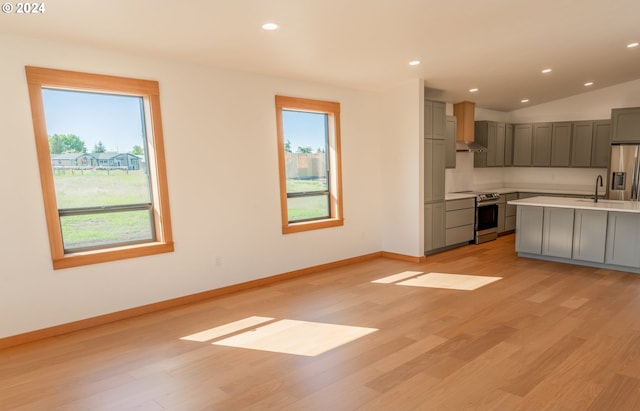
[477,200,500,206]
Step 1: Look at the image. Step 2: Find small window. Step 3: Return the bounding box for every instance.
[26,67,174,269]
[275,96,343,234]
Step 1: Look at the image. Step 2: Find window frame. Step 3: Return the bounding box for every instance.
[275,95,344,234]
[25,66,174,269]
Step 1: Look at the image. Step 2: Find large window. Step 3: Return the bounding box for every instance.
[26,66,173,269]
[275,96,343,234]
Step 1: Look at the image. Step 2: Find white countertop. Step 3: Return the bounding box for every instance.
[445,193,477,201]
[508,196,640,213]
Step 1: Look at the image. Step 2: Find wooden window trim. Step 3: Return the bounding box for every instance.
[275,95,344,234]
[25,66,174,269]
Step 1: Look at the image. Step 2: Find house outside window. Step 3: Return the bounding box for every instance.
[25,66,174,269]
[275,95,343,234]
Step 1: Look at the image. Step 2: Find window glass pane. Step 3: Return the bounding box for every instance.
[42,89,152,209]
[287,194,330,222]
[60,210,154,251]
[282,110,328,195]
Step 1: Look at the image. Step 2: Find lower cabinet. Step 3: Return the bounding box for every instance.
[515,205,543,254]
[500,192,518,233]
[445,198,475,246]
[573,209,607,263]
[425,201,446,253]
[514,204,640,271]
[505,194,518,231]
[605,212,640,267]
[542,207,574,258]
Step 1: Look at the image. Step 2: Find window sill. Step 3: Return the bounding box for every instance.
[282,218,344,234]
[52,241,174,270]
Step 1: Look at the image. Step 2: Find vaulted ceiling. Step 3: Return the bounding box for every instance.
[2,0,639,111]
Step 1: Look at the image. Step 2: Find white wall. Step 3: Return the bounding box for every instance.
[379,80,424,257]
[0,33,390,338]
[510,79,640,122]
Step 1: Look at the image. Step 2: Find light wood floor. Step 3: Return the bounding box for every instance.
[3,234,640,410]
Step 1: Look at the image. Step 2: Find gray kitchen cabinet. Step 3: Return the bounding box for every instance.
[424,138,445,202]
[424,203,433,252]
[445,198,474,246]
[504,193,518,231]
[550,122,572,167]
[504,124,514,166]
[572,209,607,263]
[542,207,574,258]
[425,99,446,140]
[605,211,640,267]
[591,120,611,168]
[611,107,640,143]
[496,122,506,167]
[532,123,552,166]
[516,205,543,254]
[424,99,447,254]
[474,120,506,167]
[424,100,433,139]
[445,115,457,169]
[474,121,495,167]
[497,201,505,233]
[432,101,446,140]
[425,202,446,253]
[571,121,594,167]
[513,124,533,166]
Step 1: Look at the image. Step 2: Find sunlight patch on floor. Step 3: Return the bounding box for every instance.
[180,316,274,342]
[397,273,502,290]
[212,319,377,356]
[180,317,377,356]
[371,271,423,283]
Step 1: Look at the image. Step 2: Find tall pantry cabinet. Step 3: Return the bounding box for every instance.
[424,100,446,253]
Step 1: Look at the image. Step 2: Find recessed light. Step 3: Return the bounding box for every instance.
[469,88,479,93]
[628,42,639,48]
[408,60,421,66]
[541,68,552,74]
[521,99,529,103]
[584,82,594,87]
[262,23,279,31]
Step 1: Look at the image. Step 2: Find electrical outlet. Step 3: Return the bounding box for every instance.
[215,256,222,266]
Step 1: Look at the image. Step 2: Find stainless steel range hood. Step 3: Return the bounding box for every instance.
[453,101,487,152]
[456,140,487,152]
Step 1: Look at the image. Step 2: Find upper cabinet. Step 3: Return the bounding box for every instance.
[591,120,611,168]
[474,120,506,167]
[532,123,552,166]
[445,115,457,169]
[611,107,640,143]
[571,121,594,167]
[550,122,572,167]
[425,100,446,140]
[512,123,533,166]
[504,123,514,166]
[474,119,610,169]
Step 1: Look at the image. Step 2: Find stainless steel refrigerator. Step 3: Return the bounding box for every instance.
[609,144,640,200]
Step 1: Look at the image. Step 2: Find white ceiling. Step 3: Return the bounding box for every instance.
[2,0,639,111]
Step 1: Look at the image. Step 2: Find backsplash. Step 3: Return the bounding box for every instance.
[445,151,607,193]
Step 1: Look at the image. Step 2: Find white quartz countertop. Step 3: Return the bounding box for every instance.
[445,193,477,201]
[507,196,640,213]
[481,187,595,196]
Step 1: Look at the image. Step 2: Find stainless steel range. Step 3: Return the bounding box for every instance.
[458,191,501,244]
[474,192,500,244]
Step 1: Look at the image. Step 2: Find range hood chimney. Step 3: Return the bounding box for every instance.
[453,101,487,152]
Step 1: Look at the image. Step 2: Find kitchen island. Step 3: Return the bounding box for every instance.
[508,196,640,274]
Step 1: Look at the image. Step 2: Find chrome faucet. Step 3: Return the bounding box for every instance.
[595,174,603,202]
